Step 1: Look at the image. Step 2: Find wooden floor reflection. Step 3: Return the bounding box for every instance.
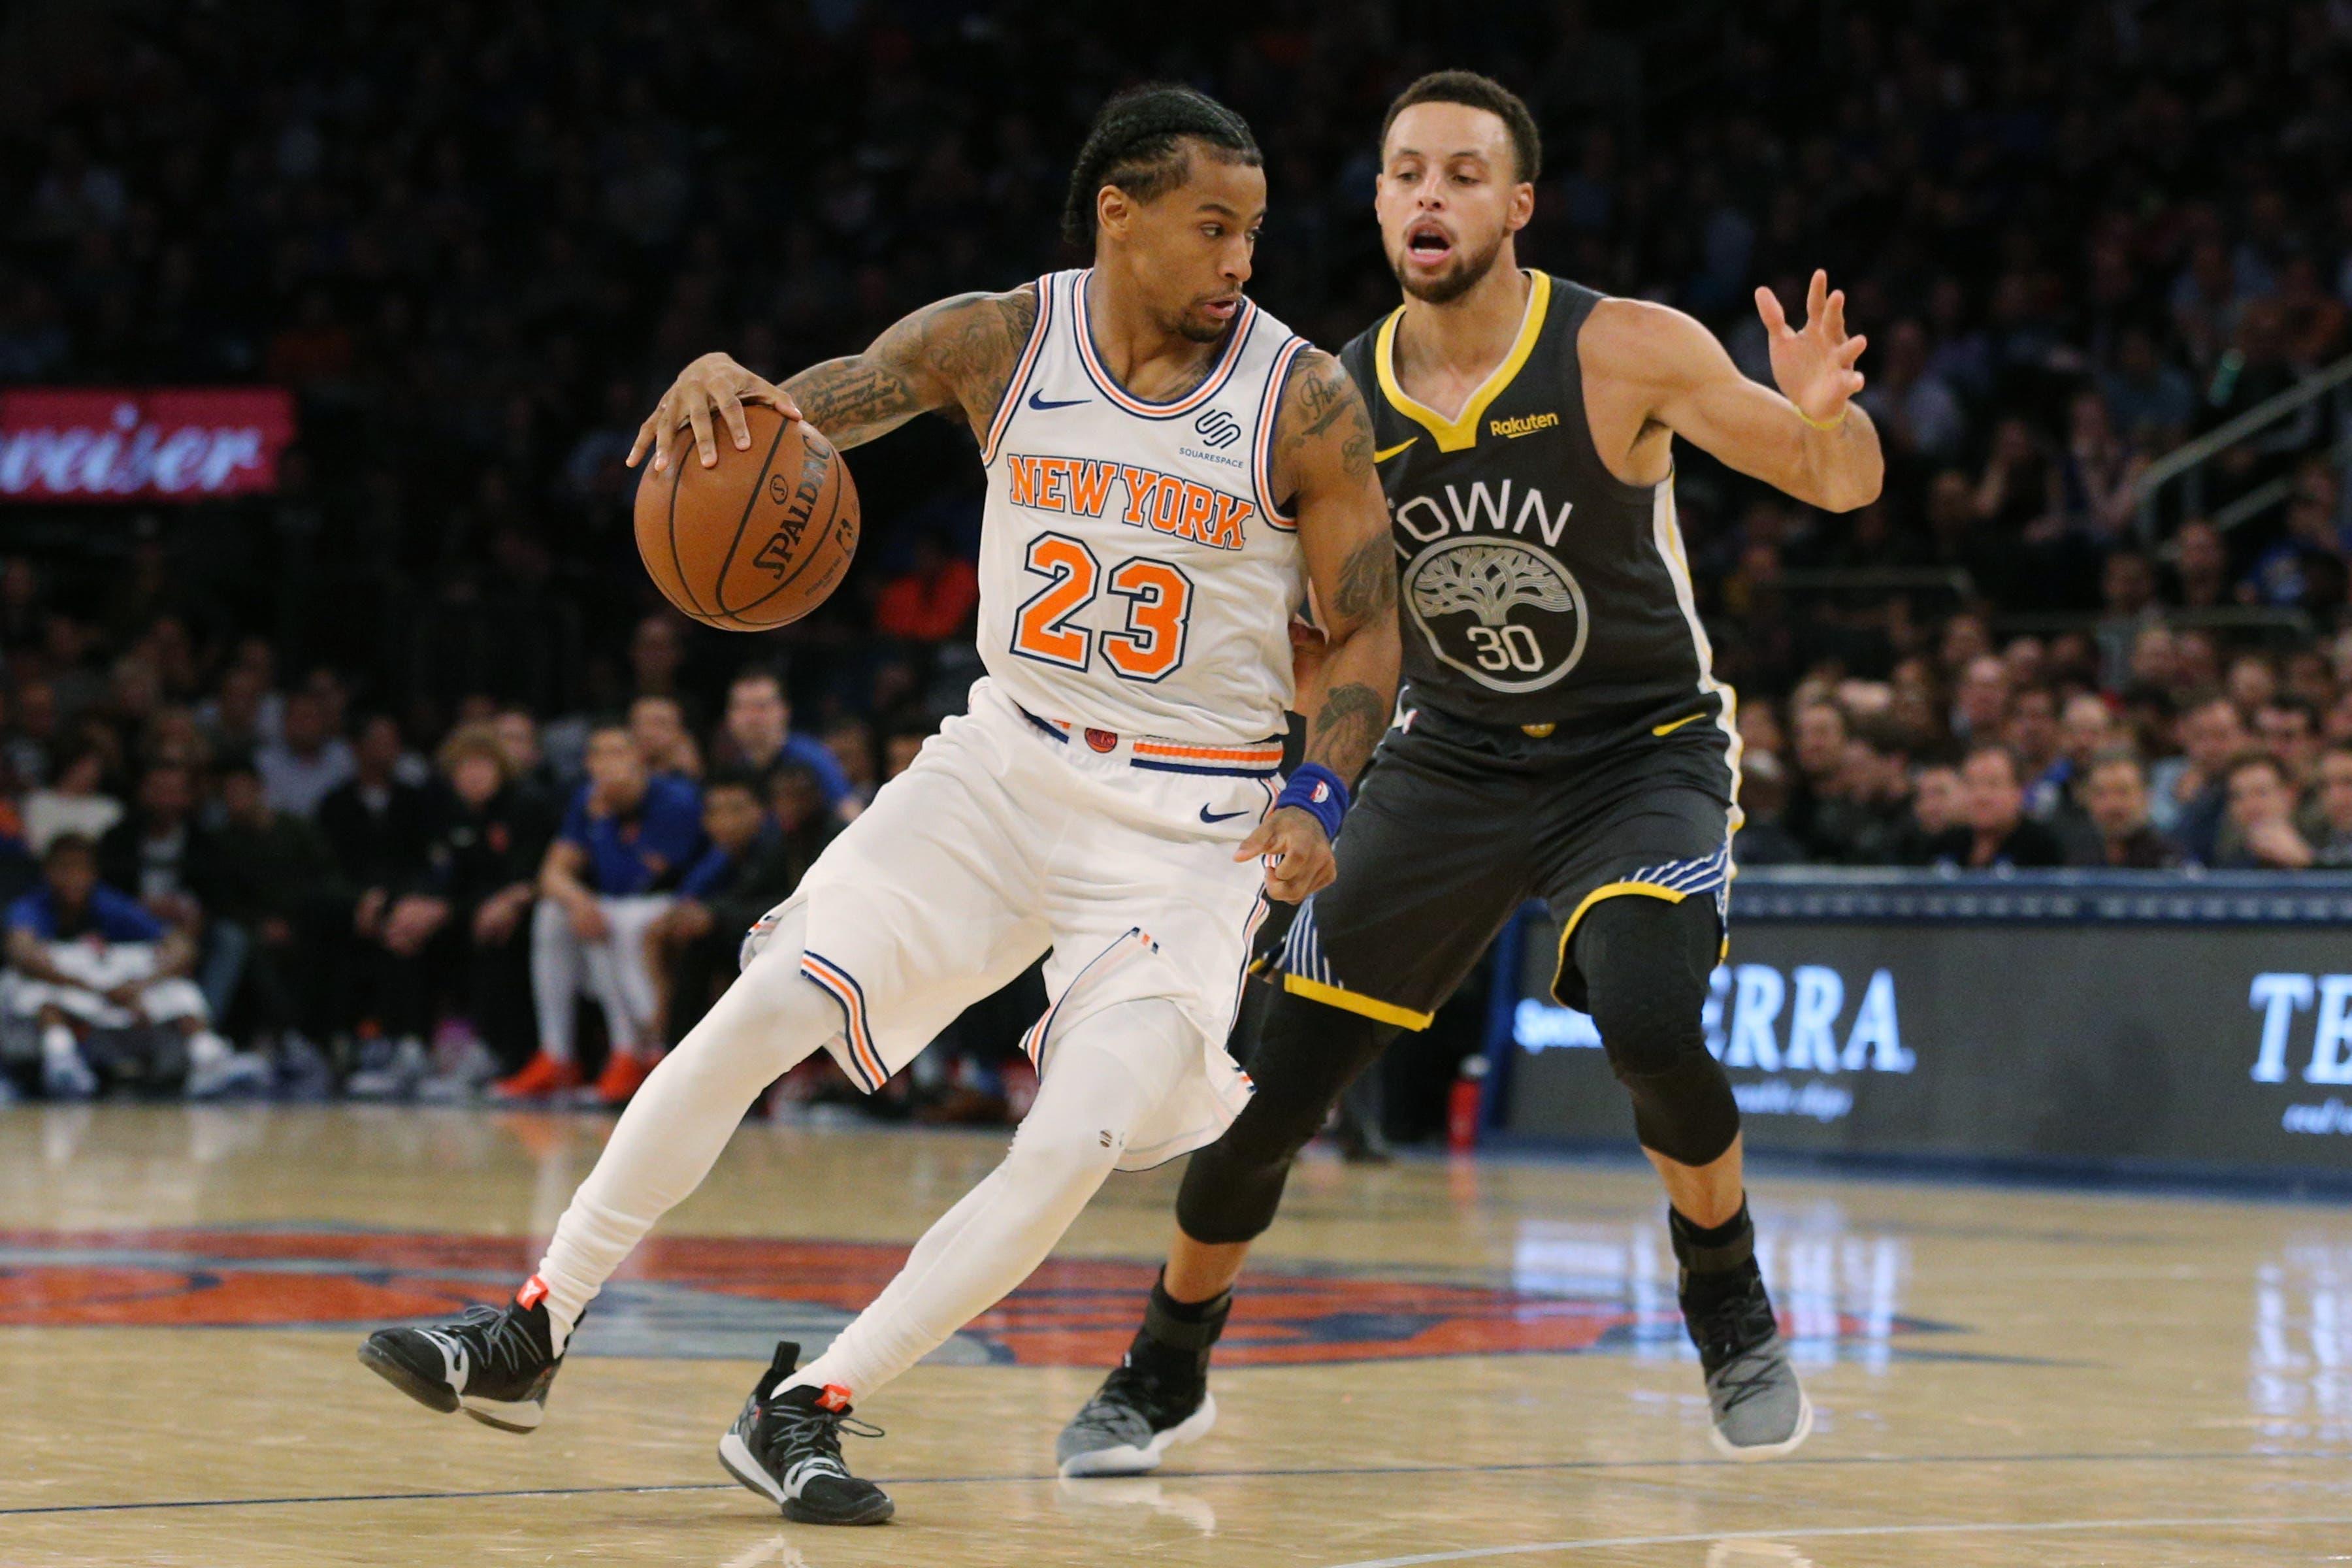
[3,1104,2348,1566]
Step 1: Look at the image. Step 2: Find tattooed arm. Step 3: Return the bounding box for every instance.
[625,286,1041,471]
[1236,348,1401,902]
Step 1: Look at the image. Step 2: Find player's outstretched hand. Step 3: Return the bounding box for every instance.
[627,352,804,474]
[1240,806,1337,903]
[1755,269,1868,428]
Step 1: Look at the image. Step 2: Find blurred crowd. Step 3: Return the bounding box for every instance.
[8,1,2352,1102]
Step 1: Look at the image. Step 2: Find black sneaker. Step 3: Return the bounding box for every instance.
[716,1342,893,1526]
[357,1286,566,1433]
[1056,1337,1218,1478]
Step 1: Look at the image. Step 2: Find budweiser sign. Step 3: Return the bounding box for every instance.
[0,388,297,502]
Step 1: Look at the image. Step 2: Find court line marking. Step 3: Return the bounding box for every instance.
[4,1448,2345,1520]
[1313,1514,2352,1568]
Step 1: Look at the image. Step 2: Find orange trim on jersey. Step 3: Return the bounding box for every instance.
[799,952,889,1091]
[1072,269,1258,418]
[979,276,1055,466]
[1131,739,1285,766]
[1253,335,1309,530]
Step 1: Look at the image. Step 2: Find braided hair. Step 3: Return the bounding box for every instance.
[1060,85,1262,248]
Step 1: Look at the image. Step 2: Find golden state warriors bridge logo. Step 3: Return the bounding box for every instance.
[0,1225,1964,1366]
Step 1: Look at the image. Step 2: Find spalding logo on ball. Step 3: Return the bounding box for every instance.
[634,406,860,632]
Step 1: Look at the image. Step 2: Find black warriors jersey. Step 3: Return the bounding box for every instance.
[1337,272,1733,748]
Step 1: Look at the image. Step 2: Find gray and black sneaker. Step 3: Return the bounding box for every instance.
[717,1342,893,1526]
[1058,1345,1218,1477]
[1058,1278,1230,1478]
[1684,1270,1812,1460]
[357,1286,566,1433]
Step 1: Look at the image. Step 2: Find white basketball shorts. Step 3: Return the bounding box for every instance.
[740,678,1279,1169]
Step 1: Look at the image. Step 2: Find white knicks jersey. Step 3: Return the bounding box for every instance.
[973,269,1311,745]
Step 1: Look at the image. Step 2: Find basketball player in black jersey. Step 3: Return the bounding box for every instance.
[1059,71,1882,1473]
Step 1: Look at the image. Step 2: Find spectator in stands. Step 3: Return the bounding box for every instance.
[257,691,354,819]
[1727,751,1803,864]
[629,694,703,782]
[2168,521,2232,612]
[208,756,338,1083]
[2076,753,2178,869]
[880,714,936,782]
[1951,655,2009,746]
[2215,752,2315,870]
[2313,746,2352,868]
[2149,696,2246,858]
[645,771,813,1049]
[2006,687,2068,818]
[823,718,879,810]
[323,717,440,1094]
[493,708,564,806]
[2257,697,2325,797]
[502,724,702,1104]
[873,531,982,643]
[1892,762,1966,865]
[1928,747,2068,870]
[384,724,558,1091]
[2,834,267,1100]
[714,668,853,819]
[97,759,238,1021]
[21,744,122,854]
[1,676,56,789]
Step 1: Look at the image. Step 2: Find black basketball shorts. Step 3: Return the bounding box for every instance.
[1264,701,1739,1026]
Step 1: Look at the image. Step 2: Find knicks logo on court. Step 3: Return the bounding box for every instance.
[1405,536,1590,693]
[0,1224,1959,1367]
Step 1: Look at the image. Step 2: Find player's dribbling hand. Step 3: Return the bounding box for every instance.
[1755,269,1868,429]
[627,352,804,474]
[1239,806,1337,903]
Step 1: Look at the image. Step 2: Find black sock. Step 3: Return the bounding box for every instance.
[1134,1269,1230,1379]
[1669,1200,1760,1316]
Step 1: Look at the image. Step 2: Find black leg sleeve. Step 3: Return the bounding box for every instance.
[1574,891,1741,1168]
[1175,981,1400,1245]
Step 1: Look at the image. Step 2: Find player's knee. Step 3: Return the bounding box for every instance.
[1575,894,1738,1167]
[1002,1113,1122,1195]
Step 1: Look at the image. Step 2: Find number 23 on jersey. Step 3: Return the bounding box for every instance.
[1011,531,1194,683]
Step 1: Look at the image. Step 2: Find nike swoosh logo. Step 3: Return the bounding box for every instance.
[1028,390,1090,410]
[1373,438,1418,462]
[1200,806,1250,823]
[1651,711,1708,737]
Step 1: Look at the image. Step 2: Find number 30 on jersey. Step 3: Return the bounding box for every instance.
[1011,531,1194,683]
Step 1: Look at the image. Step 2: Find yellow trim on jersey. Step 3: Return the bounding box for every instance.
[1549,881,1690,1001]
[1651,711,1707,737]
[1281,972,1437,1032]
[1373,270,1553,453]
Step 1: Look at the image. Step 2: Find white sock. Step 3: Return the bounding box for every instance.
[788,1000,1190,1403]
[41,1022,79,1066]
[187,1029,231,1068]
[531,931,836,1353]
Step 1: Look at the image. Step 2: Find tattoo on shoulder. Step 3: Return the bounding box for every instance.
[1273,349,1377,490]
[909,286,1039,411]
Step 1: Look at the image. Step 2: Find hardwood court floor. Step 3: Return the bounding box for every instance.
[3,1105,2349,1566]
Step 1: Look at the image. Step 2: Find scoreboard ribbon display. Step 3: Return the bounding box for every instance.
[1492,868,2352,1179]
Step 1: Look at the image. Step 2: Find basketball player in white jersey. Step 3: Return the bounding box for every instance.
[357,85,1399,1527]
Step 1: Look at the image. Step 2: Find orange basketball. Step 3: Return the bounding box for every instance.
[634,406,860,632]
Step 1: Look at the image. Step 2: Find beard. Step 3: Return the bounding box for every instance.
[1390,226,1507,304]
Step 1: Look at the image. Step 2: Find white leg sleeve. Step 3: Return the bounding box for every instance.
[789,998,1194,1403]
[532,903,839,1347]
[531,898,583,1062]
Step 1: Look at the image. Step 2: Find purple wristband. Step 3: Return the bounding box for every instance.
[1276,763,1350,841]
